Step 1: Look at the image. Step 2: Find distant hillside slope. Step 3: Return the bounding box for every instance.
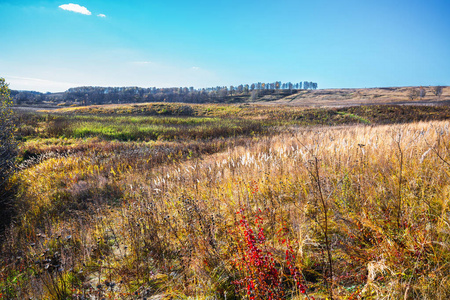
[261,86,450,107]
[12,86,449,108]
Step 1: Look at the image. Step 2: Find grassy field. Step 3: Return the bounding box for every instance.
[265,86,450,107]
[1,102,450,299]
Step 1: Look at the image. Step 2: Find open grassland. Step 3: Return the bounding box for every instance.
[42,100,450,118]
[265,86,450,107]
[15,103,450,163]
[2,103,450,299]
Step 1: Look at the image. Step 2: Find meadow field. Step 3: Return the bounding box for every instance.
[1,103,450,299]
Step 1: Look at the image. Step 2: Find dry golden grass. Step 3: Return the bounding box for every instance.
[2,118,450,299]
[266,86,450,107]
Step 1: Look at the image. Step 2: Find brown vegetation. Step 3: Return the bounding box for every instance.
[1,103,450,299]
[265,86,450,107]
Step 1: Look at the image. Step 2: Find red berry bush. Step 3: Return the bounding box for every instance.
[231,209,311,299]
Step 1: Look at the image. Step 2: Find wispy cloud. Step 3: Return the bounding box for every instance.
[6,75,78,93]
[131,61,154,65]
[191,67,200,70]
[59,3,92,15]
[97,14,106,18]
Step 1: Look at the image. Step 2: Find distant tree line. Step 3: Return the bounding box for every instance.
[11,81,318,105]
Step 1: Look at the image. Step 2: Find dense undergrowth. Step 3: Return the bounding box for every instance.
[1,103,450,299]
[47,102,450,124]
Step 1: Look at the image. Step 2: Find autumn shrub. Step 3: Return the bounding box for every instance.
[231,209,310,299]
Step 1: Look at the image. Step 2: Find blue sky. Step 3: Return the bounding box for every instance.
[1,0,449,92]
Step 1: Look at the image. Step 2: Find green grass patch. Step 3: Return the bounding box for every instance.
[337,111,370,124]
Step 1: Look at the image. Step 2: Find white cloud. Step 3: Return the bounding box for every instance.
[97,14,106,18]
[6,75,79,93]
[191,67,200,70]
[59,3,92,15]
